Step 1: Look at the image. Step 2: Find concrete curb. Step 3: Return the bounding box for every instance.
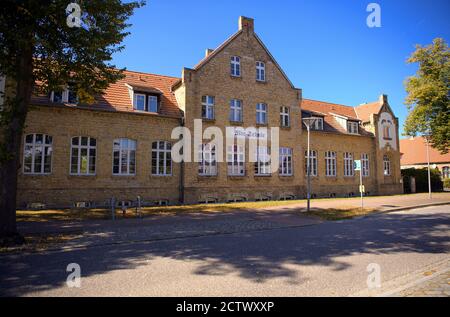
[356,201,450,220]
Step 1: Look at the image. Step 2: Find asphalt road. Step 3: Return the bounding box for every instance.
[1,205,449,296]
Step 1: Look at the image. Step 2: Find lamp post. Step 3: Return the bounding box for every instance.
[302,117,317,212]
[423,133,432,200]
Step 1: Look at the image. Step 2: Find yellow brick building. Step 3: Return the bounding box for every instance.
[13,16,403,208]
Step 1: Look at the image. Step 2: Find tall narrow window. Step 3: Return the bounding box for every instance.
[231,56,241,77]
[383,155,391,176]
[256,103,267,125]
[113,138,136,175]
[148,95,158,113]
[133,93,146,111]
[442,166,449,179]
[198,144,217,176]
[255,146,271,176]
[325,151,337,177]
[23,134,53,174]
[256,61,265,81]
[152,141,172,176]
[202,96,215,120]
[230,99,242,122]
[361,153,370,177]
[280,106,290,127]
[70,136,96,175]
[304,150,317,177]
[227,144,245,176]
[279,147,293,176]
[344,152,354,177]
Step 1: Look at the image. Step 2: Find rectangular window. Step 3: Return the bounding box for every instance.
[198,144,217,176]
[51,85,77,104]
[231,56,241,77]
[325,151,337,177]
[202,96,215,120]
[133,93,146,111]
[304,150,317,177]
[227,145,245,176]
[347,121,359,134]
[23,134,53,174]
[256,103,267,125]
[255,146,271,176]
[256,61,265,81]
[311,117,324,130]
[230,99,243,122]
[361,153,370,177]
[70,136,96,175]
[383,155,391,176]
[344,152,354,177]
[280,106,290,127]
[113,138,136,175]
[148,95,158,113]
[152,141,172,176]
[279,147,293,176]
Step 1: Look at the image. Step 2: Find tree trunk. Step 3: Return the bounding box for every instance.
[0,44,34,239]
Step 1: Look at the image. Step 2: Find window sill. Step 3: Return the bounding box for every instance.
[198,174,218,178]
[256,80,267,84]
[202,118,216,123]
[279,174,294,178]
[23,173,52,176]
[255,174,272,178]
[151,174,173,177]
[280,125,291,130]
[256,123,268,127]
[228,175,246,179]
[230,75,242,80]
[229,121,244,126]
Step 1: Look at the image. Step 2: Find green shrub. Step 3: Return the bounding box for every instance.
[444,178,450,189]
[401,168,443,192]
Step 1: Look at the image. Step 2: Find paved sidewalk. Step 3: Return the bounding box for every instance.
[395,271,450,297]
[15,192,450,251]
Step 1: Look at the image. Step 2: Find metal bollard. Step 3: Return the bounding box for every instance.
[136,196,142,218]
[111,197,116,221]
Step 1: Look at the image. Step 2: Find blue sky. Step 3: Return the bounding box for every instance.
[112,0,450,136]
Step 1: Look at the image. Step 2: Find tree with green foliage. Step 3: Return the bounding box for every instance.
[403,38,450,154]
[0,0,144,240]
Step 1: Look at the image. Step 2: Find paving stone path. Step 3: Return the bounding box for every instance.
[396,271,450,297]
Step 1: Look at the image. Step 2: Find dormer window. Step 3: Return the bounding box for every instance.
[256,61,265,81]
[347,121,359,134]
[231,56,241,77]
[133,92,159,113]
[50,84,78,104]
[310,117,323,130]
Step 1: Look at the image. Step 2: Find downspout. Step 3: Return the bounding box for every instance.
[179,112,185,204]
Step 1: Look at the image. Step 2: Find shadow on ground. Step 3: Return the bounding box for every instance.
[0,210,449,296]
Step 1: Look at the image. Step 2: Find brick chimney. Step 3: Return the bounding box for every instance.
[379,94,388,105]
[238,16,254,33]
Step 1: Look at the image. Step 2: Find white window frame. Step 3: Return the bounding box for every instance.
[310,117,323,130]
[442,166,449,179]
[133,93,146,111]
[227,144,245,176]
[325,151,337,177]
[202,95,215,120]
[113,138,136,175]
[279,147,293,176]
[198,144,217,176]
[344,152,354,177]
[256,61,265,81]
[70,136,96,175]
[383,155,391,176]
[148,95,158,113]
[152,141,172,176]
[231,56,241,77]
[256,103,267,125]
[361,153,370,177]
[280,106,290,127]
[305,150,317,177]
[255,146,271,176]
[50,84,77,104]
[347,121,359,134]
[230,99,243,122]
[23,133,53,175]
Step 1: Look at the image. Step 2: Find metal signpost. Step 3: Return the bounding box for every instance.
[302,117,318,212]
[354,160,364,210]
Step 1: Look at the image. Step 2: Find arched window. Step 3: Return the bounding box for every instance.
[113,138,136,175]
[70,136,96,175]
[152,141,172,176]
[383,155,391,176]
[23,133,53,174]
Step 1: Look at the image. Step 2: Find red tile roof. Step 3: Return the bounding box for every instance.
[31,70,182,118]
[301,99,373,136]
[355,101,382,123]
[400,137,450,165]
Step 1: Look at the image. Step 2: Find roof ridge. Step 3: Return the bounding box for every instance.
[302,98,355,109]
[122,69,181,80]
